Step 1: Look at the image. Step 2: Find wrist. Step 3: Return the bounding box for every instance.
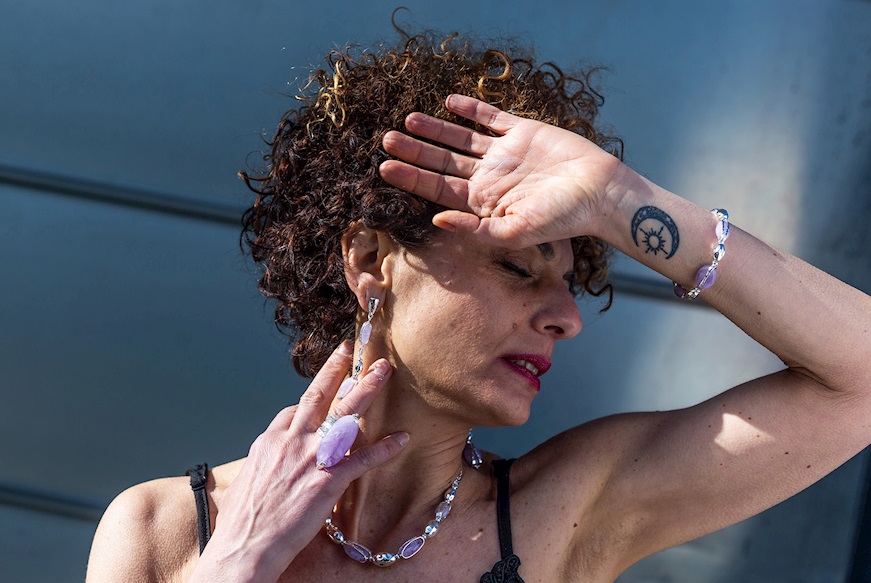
[583,159,637,242]
[191,533,286,583]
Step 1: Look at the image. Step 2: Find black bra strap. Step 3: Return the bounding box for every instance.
[492,458,516,559]
[186,463,211,555]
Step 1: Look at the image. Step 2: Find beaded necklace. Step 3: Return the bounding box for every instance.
[323,469,464,567]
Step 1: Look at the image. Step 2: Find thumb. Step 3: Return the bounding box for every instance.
[434,211,532,249]
[432,210,478,234]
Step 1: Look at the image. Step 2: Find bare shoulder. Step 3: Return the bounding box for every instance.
[86,474,201,583]
[506,412,661,579]
[512,411,655,506]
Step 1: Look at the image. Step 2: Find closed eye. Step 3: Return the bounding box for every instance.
[500,260,532,278]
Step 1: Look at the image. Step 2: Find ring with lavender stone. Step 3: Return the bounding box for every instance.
[316,413,361,470]
[316,414,340,438]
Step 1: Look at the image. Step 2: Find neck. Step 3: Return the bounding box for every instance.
[327,368,473,550]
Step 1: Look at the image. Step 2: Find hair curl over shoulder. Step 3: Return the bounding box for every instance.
[241,31,621,378]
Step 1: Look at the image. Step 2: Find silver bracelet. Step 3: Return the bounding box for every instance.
[673,209,730,300]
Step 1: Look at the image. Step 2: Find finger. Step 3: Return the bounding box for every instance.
[432,210,479,233]
[433,211,535,249]
[328,432,410,479]
[305,359,393,433]
[294,341,353,426]
[379,160,474,212]
[402,113,493,156]
[266,405,299,432]
[445,94,519,134]
[382,130,478,178]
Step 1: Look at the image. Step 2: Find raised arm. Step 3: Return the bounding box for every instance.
[380,94,871,567]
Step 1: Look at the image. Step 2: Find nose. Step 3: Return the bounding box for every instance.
[532,287,583,340]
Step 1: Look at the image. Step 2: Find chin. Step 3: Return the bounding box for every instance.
[475,400,532,428]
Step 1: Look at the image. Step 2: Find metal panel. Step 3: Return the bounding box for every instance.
[1,1,869,582]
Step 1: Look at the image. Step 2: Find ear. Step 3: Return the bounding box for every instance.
[341,223,395,312]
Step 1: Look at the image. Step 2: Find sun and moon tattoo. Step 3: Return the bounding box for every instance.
[630,206,680,259]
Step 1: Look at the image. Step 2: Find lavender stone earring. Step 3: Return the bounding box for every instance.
[463,429,483,470]
[316,298,379,470]
[337,297,379,399]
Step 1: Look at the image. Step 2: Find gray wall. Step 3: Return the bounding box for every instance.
[1,1,869,581]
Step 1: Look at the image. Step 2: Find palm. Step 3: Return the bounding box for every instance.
[463,122,597,241]
[380,95,620,247]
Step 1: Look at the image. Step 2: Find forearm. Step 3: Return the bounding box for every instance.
[188,537,282,583]
[592,164,871,394]
[187,534,289,583]
[380,94,871,394]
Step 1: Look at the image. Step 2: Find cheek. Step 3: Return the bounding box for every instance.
[391,288,504,372]
[386,254,521,379]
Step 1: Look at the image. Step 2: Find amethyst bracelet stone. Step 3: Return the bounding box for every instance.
[674,209,730,300]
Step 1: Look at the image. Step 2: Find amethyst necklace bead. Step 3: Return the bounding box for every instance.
[463,429,483,470]
[324,469,464,566]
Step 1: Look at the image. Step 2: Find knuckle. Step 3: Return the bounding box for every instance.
[328,404,350,418]
[278,404,298,418]
[355,446,379,469]
[436,123,446,144]
[248,432,270,456]
[434,178,446,203]
[464,132,474,152]
[440,151,450,174]
[316,350,350,379]
[298,389,326,409]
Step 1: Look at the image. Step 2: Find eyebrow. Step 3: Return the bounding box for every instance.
[536,242,555,260]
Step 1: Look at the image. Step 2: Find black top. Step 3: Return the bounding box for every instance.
[187,459,524,581]
[185,463,211,555]
[480,458,525,582]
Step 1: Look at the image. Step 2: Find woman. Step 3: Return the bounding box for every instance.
[86,33,871,582]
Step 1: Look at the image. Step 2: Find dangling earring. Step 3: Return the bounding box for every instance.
[338,297,379,399]
[463,429,482,470]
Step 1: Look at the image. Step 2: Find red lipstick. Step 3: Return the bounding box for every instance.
[500,354,552,391]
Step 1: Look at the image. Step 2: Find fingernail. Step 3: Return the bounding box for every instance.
[368,358,391,376]
[337,341,353,355]
[395,432,409,447]
[434,219,456,232]
[337,378,355,399]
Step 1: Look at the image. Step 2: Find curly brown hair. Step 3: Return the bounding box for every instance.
[241,31,620,378]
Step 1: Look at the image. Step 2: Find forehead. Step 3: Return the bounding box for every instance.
[417,233,573,267]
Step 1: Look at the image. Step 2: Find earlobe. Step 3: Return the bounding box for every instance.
[341,224,393,311]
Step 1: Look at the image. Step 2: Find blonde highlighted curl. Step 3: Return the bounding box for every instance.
[241,31,621,378]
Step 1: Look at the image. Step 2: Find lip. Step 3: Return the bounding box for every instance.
[500,354,552,392]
